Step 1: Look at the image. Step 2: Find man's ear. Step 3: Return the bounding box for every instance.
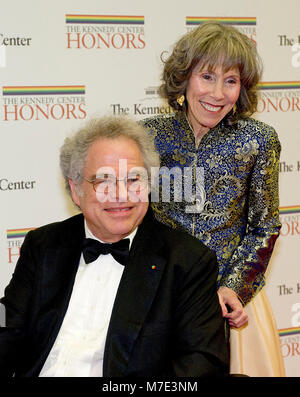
[68,178,81,207]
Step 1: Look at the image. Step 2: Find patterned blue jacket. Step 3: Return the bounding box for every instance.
[143,112,281,305]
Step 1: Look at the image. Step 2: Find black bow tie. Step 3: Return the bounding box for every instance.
[82,238,130,266]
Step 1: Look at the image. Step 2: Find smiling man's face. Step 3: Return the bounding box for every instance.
[69,137,149,242]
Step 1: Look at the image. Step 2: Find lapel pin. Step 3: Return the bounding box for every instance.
[151,265,156,270]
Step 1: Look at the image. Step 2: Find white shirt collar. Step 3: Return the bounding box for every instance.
[84,219,137,249]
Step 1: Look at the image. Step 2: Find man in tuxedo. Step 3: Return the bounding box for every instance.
[0,115,229,377]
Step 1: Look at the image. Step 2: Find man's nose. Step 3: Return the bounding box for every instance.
[116,179,128,202]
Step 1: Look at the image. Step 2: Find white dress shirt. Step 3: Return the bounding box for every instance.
[39,222,136,377]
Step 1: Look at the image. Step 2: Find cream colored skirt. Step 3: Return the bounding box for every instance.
[229,288,286,377]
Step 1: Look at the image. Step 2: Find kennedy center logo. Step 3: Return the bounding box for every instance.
[1,85,87,121]
[66,14,145,49]
[7,227,35,264]
[279,327,300,361]
[279,206,300,237]
[185,16,256,43]
[257,82,300,113]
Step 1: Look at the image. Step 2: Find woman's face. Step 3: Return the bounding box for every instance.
[185,64,241,134]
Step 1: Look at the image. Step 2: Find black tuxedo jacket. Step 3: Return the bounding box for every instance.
[0,210,229,377]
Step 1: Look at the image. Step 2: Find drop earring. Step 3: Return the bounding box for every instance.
[177,94,185,107]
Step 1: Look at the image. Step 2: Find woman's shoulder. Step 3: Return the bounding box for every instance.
[142,112,176,128]
[234,117,280,147]
[235,117,276,134]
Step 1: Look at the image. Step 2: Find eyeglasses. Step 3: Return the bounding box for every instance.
[83,173,149,193]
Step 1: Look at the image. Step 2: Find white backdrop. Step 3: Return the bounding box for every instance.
[0,0,299,376]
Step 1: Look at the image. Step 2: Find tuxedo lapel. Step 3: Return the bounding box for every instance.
[103,212,166,377]
[38,215,85,314]
[28,215,85,375]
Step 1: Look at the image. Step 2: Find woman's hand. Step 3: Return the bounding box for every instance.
[217,286,248,328]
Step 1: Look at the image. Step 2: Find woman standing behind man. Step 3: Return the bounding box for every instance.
[143,22,285,376]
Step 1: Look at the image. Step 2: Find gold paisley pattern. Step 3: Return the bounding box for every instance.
[143,112,281,305]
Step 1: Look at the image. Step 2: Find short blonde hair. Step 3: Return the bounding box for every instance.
[160,21,262,123]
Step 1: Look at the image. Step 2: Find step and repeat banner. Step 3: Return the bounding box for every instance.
[0,0,299,376]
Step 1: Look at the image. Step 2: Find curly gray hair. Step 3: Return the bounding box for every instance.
[60,115,160,196]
